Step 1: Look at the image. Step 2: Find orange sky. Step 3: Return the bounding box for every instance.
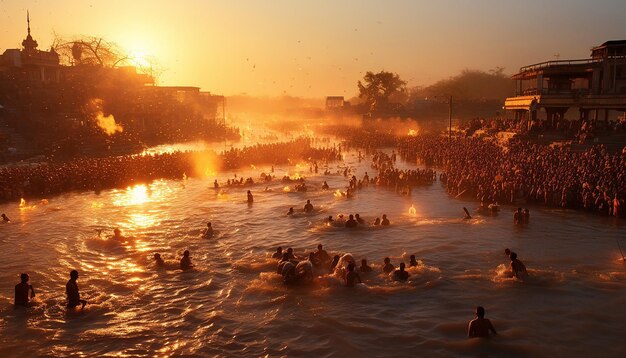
[2,0,626,97]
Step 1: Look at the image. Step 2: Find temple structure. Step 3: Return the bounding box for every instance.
[504,40,626,125]
[0,11,60,83]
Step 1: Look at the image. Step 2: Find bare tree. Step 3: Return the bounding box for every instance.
[53,34,130,68]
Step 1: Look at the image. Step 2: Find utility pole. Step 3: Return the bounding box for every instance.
[448,95,452,141]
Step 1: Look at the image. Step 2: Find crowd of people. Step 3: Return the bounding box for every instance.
[0,138,341,203]
[398,135,626,217]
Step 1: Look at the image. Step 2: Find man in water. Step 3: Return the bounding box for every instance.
[180,250,194,270]
[154,253,165,267]
[213,180,219,189]
[382,257,395,274]
[509,252,528,279]
[304,200,314,213]
[286,247,298,261]
[272,247,283,259]
[359,259,372,273]
[355,214,366,225]
[203,222,214,238]
[381,214,390,226]
[315,244,330,267]
[392,263,410,281]
[345,263,362,287]
[327,215,334,224]
[523,208,530,224]
[112,228,125,241]
[281,261,297,284]
[468,306,497,338]
[409,255,418,267]
[345,214,358,228]
[322,181,329,190]
[66,270,87,309]
[1,213,9,222]
[513,208,523,225]
[373,217,381,226]
[287,207,294,215]
[15,273,35,307]
[247,190,254,203]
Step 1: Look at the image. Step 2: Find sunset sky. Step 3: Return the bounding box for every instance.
[2,0,626,97]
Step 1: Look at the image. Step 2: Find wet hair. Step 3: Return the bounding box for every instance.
[20,273,29,282]
[510,252,518,260]
[476,306,485,318]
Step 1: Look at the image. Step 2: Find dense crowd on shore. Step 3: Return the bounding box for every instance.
[0,138,341,202]
[398,135,626,217]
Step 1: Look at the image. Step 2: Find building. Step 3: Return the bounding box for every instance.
[0,12,60,83]
[504,40,626,124]
[325,96,345,110]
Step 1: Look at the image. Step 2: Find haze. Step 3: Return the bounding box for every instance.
[2,0,626,97]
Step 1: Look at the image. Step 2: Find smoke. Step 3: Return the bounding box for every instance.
[87,99,123,135]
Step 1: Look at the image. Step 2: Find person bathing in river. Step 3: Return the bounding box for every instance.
[322,181,329,190]
[111,228,125,241]
[286,247,298,261]
[509,252,528,279]
[514,208,523,225]
[345,263,362,287]
[381,214,390,226]
[287,207,294,216]
[359,259,372,273]
[392,263,410,281]
[203,222,214,238]
[468,306,497,338]
[382,257,395,274]
[355,213,366,225]
[373,217,381,226]
[409,255,418,267]
[304,200,314,213]
[180,250,194,270]
[523,208,530,224]
[14,273,35,307]
[247,190,254,203]
[345,214,358,228]
[315,244,330,268]
[1,213,9,223]
[154,253,165,267]
[66,270,87,309]
[272,247,283,259]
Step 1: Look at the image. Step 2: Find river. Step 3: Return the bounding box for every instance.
[0,145,625,357]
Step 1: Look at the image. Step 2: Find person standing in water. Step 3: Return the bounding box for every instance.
[154,253,165,267]
[1,213,9,223]
[468,306,497,338]
[359,259,373,273]
[345,214,358,228]
[509,252,528,279]
[392,263,410,281]
[66,270,87,309]
[381,214,390,226]
[14,273,35,307]
[272,247,283,259]
[247,190,254,203]
[203,222,214,238]
[409,255,418,267]
[303,200,314,213]
[180,250,194,270]
[382,257,395,274]
[345,263,362,287]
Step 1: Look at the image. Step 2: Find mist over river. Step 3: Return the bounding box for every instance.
[1,146,625,357]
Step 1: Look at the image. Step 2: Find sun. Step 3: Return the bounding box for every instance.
[128,50,150,69]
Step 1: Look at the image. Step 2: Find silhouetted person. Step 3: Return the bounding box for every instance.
[382,257,395,274]
[509,252,528,279]
[180,250,194,270]
[112,228,125,241]
[359,259,372,273]
[409,255,418,267]
[66,270,87,309]
[523,208,530,224]
[322,181,329,190]
[329,255,340,273]
[355,213,366,224]
[286,247,298,261]
[287,207,294,215]
[373,217,381,226]
[14,273,35,307]
[214,179,219,189]
[304,200,314,213]
[272,247,283,259]
[345,214,357,228]
[381,214,390,226]
[154,253,165,267]
[1,213,9,222]
[247,190,254,203]
[345,263,362,287]
[315,244,330,267]
[468,306,497,338]
[393,263,410,281]
[203,222,214,238]
[514,207,523,225]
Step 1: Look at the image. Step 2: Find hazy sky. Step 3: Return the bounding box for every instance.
[2,0,626,97]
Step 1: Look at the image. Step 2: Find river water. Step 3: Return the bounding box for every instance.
[0,145,625,357]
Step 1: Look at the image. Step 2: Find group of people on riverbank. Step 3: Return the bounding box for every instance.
[398,135,625,217]
[0,138,341,203]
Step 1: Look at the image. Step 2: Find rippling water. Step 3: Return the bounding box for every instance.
[1,149,625,357]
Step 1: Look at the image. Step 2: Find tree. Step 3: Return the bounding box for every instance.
[53,35,130,68]
[357,71,407,113]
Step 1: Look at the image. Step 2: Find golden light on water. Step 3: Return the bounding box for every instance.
[121,185,150,206]
[19,198,26,207]
[333,189,344,198]
[408,129,418,137]
[283,186,291,192]
[409,205,417,215]
[190,151,221,179]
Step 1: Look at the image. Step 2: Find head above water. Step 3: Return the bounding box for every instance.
[355,214,360,218]
[282,253,290,261]
[504,248,511,256]
[510,252,518,260]
[410,255,416,261]
[207,222,212,227]
[382,214,387,219]
[476,306,485,318]
[400,262,406,270]
[70,270,79,279]
[287,248,293,254]
[154,253,161,259]
[347,262,355,272]
[384,257,390,264]
[318,244,323,250]
[306,200,311,204]
[20,273,29,282]
[349,214,354,219]
[183,250,190,257]
[361,259,367,265]
[276,246,283,253]
[114,228,121,235]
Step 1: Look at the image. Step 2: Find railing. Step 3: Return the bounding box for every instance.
[519,55,626,73]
